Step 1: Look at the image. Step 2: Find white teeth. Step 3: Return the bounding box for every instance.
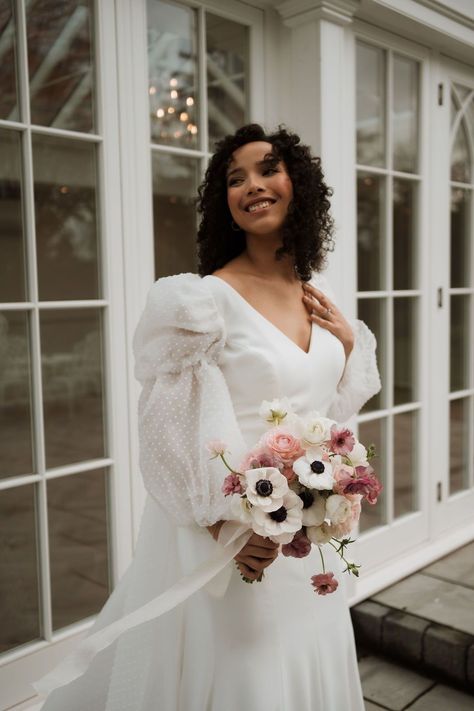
[248,200,272,213]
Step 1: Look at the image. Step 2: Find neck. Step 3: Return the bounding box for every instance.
[242,232,297,282]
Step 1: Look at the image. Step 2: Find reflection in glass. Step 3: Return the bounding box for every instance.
[206,13,248,149]
[449,398,470,494]
[356,42,385,167]
[393,55,419,174]
[359,418,386,532]
[357,173,385,291]
[41,309,106,468]
[394,297,417,405]
[450,294,470,392]
[358,298,384,412]
[394,410,418,518]
[0,1,19,120]
[27,0,95,132]
[148,0,198,148]
[0,485,40,652]
[32,134,100,301]
[451,189,471,288]
[451,118,471,184]
[152,152,198,278]
[0,312,34,478]
[393,179,417,290]
[48,469,110,630]
[0,129,27,302]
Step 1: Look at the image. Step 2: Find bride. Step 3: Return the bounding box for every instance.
[33,123,381,710]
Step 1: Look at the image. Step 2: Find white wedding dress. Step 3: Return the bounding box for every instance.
[33,270,381,711]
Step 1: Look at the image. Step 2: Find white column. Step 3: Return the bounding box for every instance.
[276,0,359,315]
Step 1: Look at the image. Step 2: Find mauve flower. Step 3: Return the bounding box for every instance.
[329,425,355,455]
[333,464,382,505]
[332,464,356,495]
[222,473,243,496]
[311,572,339,595]
[239,446,281,472]
[282,529,311,558]
[262,428,304,466]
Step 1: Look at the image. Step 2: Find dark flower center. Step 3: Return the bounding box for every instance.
[299,490,315,509]
[269,506,287,522]
[256,479,273,496]
[310,460,325,474]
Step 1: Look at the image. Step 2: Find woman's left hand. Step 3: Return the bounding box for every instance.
[302,282,354,360]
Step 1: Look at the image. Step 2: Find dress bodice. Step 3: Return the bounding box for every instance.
[202,274,346,449]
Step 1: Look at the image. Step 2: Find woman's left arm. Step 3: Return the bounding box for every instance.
[302,276,382,423]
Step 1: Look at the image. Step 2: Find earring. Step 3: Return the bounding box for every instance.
[231,220,242,232]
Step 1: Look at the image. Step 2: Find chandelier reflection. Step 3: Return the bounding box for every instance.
[149,75,198,146]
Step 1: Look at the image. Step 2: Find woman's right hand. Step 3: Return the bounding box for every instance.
[234,533,279,581]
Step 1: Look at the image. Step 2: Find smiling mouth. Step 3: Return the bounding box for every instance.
[245,199,276,214]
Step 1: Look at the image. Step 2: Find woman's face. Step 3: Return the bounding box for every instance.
[226,141,293,239]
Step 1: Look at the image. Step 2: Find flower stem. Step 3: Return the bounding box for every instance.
[329,539,350,567]
[220,453,240,474]
[317,544,326,574]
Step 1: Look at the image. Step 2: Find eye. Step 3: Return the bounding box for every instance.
[263,166,279,176]
[227,177,242,187]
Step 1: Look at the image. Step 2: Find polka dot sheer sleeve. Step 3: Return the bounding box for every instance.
[312,272,382,424]
[133,273,247,527]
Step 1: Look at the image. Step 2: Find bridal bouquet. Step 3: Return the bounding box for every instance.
[207,398,382,595]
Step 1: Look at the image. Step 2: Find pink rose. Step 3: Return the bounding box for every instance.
[262,428,304,465]
[329,425,355,455]
[282,529,311,558]
[311,572,339,595]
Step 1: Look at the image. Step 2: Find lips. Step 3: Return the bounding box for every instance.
[244,198,276,213]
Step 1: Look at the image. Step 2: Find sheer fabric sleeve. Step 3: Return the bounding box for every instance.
[133,273,247,528]
[311,271,382,423]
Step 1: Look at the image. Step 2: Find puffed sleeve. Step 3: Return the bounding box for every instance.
[133,273,247,527]
[312,271,382,423]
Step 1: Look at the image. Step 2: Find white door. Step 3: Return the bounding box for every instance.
[431,56,474,536]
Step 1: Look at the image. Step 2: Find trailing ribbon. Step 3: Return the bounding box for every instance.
[33,522,252,701]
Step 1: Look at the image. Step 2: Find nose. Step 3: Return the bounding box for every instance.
[246,181,265,195]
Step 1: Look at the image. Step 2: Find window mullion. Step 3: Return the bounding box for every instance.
[197,5,208,155]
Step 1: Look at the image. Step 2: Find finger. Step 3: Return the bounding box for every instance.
[243,545,278,559]
[237,555,267,571]
[237,562,258,579]
[303,283,332,307]
[250,534,279,549]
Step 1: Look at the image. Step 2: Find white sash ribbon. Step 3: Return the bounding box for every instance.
[33,522,252,701]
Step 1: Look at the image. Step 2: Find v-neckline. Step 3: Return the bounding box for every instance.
[206,274,315,356]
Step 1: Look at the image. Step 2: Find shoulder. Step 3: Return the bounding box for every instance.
[133,273,225,379]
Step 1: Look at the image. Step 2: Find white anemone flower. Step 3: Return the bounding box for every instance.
[299,490,326,526]
[293,448,335,491]
[244,467,289,511]
[230,494,253,524]
[258,397,293,426]
[294,411,336,449]
[307,521,332,545]
[251,490,303,544]
[347,441,369,468]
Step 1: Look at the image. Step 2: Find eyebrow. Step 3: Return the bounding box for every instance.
[226,153,279,179]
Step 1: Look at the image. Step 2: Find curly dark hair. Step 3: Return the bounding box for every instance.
[196,123,335,281]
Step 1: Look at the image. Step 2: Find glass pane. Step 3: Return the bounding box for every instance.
[356,42,385,167]
[0,485,40,652]
[27,0,95,132]
[451,188,471,288]
[152,152,198,278]
[358,297,385,413]
[357,173,385,291]
[393,179,417,290]
[394,296,418,405]
[148,0,198,148]
[206,12,248,150]
[0,1,19,120]
[449,398,470,494]
[0,311,34,478]
[394,409,418,518]
[451,119,471,184]
[450,294,470,392]
[358,418,387,532]
[32,134,100,301]
[48,469,110,630]
[41,308,106,468]
[393,55,419,174]
[0,128,27,302]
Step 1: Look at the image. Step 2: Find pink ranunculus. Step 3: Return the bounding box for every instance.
[329,425,355,455]
[262,428,304,465]
[222,473,243,496]
[332,464,356,495]
[239,445,281,473]
[344,472,382,504]
[282,529,311,558]
[311,572,339,595]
